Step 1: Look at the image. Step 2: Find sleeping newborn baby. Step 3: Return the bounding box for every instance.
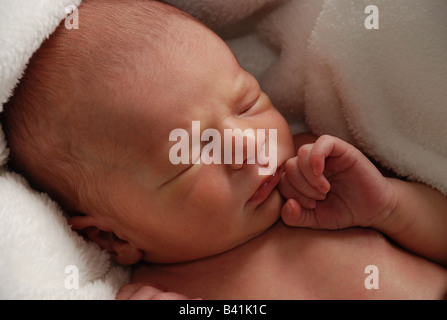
[2,0,446,299]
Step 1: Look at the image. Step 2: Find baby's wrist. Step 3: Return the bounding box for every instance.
[369,178,402,235]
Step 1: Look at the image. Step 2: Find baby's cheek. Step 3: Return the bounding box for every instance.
[188,176,231,208]
[254,189,283,228]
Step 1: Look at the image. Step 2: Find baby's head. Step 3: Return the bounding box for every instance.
[2,0,294,264]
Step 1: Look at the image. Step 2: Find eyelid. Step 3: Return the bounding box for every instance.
[238,93,261,116]
[162,136,211,187]
[160,163,194,188]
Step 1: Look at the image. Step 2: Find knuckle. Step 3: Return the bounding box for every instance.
[320,134,333,141]
[317,134,331,145]
[297,144,311,158]
[284,157,297,173]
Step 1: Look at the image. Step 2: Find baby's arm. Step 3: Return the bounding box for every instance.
[380,179,447,266]
[279,134,447,266]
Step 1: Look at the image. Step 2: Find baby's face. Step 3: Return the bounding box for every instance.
[100,20,295,263]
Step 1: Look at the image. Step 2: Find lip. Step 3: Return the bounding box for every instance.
[247,166,283,205]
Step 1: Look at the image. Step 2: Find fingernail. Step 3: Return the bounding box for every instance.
[283,200,292,216]
[316,192,326,200]
[322,182,331,194]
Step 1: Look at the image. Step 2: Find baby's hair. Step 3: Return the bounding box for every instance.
[1,0,198,215]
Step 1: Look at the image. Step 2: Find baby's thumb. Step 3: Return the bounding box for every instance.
[281,198,316,228]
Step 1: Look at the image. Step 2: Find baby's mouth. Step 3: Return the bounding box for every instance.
[247,166,283,205]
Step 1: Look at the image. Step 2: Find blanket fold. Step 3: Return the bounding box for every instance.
[304,0,447,195]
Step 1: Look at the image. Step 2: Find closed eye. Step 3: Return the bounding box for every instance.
[238,94,260,116]
[160,163,194,188]
[161,139,208,187]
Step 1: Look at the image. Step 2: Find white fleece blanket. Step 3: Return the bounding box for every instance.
[167,0,447,195]
[0,0,129,299]
[1,0,446,299]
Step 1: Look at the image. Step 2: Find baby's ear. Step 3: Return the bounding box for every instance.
[68,215,143,265]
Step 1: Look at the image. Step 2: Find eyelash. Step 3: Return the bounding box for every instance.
[238,95,259,116]
[162,163,194,187]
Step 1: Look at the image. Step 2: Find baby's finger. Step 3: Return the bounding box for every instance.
[151,292,200,300]
[279,172,317,209]
[310,135,353,174]
[283,157,326,201]
[281,198,320,229]
[116,283,165,300]
[281,199,302,226]
[297,144,330,194]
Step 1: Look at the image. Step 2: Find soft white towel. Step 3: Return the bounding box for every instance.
[166,0,447,195]
[0,171,129,299]
[305,0,447,195]
[0,0,129,300]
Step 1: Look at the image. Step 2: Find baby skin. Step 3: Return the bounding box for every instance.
[122,135,447,300]
[3,0,445,300]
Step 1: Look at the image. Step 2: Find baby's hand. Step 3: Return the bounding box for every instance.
[116,282,201,300]
[279,135,398,230]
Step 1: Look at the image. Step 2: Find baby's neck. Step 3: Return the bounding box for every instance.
[130,221,447,300]
[132,221,288,299]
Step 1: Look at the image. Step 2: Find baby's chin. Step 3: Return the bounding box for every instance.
[256,188,284,229]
